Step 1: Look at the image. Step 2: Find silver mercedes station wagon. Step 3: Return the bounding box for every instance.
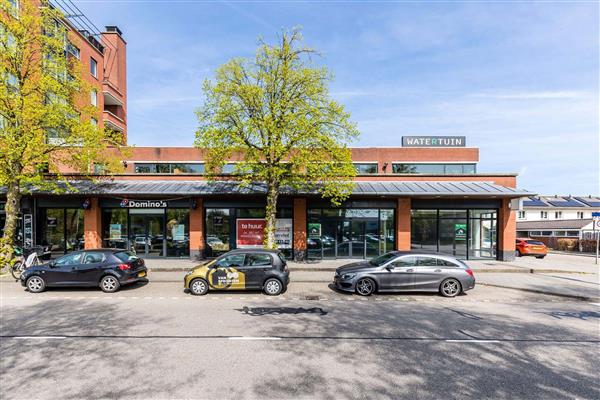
[333,252,475,297]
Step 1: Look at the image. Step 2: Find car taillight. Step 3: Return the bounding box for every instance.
[465,269,474,277]
[118,263,131,271]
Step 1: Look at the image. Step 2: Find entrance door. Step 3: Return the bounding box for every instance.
[336,220,367,258]
[130,211,165,257]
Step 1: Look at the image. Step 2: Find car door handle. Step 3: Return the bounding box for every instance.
[434,269,442,273]
[405,269,414,272]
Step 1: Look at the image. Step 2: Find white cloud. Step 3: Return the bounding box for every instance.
[471,91,591,100]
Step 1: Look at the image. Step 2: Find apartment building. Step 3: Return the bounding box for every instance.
[516,196,600,242]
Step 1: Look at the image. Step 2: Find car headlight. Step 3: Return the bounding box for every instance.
[341,273,356,281]
[186,270,194,276]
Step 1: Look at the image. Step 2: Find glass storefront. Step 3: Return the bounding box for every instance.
[37,208,84,256]
[411,209,497,259]
[204,207,293,258]
[307,208,395,259]
[101,208,190,258]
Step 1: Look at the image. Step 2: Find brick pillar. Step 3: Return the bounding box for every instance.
[293,198,307,261]
[189,198,204,260]
[84,198,102,249]
[498,198,516,261]
[396,198,411,251]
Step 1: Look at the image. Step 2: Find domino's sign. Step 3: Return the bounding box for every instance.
[120,199,168,208]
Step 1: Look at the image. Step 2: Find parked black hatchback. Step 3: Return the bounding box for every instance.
[20,249,147,293]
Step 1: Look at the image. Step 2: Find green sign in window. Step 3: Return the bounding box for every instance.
[455,224,467,240]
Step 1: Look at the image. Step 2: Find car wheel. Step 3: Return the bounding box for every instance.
[263,278,283,296]
[26,276,45,293]
[189,278,209,295]
[536,255,545,259]
[440,278,462,298]
[100,275,120,293]
[515,250,522,257]
[355,278,376,296]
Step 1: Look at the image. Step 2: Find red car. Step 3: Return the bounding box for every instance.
[515,238,548,259]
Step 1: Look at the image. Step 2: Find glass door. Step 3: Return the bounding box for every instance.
[129,210,165,257]
[350,220,365,258]
[337,220,351,257]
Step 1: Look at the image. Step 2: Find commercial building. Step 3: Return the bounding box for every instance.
[2,139,533,262]
[1,4,533,263]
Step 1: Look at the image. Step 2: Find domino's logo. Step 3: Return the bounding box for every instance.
[120,199,129,208]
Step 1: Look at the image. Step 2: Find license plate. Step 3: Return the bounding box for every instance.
[138,271,146,278]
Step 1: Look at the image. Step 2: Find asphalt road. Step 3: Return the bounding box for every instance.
[1,280,599,400]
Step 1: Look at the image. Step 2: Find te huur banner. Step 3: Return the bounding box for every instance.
[236,218,293,249]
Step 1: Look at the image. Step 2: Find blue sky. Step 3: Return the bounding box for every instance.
[75,0,598,195]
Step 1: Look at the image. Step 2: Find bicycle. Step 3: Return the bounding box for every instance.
[10,247,41,280]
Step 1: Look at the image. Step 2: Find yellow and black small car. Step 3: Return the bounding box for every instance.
[184,249,290,296]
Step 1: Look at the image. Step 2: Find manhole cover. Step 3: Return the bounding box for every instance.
[305,295,320,300]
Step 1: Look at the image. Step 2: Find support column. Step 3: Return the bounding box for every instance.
[396,198,411,251]
[498,198,516,261]
[293,198,307,261]
[189,198,204,260]
[84,198,102,249]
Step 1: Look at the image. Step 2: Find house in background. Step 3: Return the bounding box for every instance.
[516,196,600,252]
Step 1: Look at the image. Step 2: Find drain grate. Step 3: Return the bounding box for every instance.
[305,295,320,301]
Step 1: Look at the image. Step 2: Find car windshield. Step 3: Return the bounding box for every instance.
[369,252,398,266]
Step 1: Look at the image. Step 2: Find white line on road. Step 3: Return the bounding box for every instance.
[11,336,66,340]
[228,336,282,341]
[446,339,501,343]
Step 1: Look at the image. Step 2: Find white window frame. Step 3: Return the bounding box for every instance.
[554,211,562,219]
[518,211,526,219]
[90,57,98,78]
[91,89,97,107]
[577,211,584,219]
[540,211,548,219]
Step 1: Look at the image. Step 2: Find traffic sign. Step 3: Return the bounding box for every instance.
[592,212,600,217]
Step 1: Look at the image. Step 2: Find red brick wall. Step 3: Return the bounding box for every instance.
[83,198,102,249]
[396,198,411,251]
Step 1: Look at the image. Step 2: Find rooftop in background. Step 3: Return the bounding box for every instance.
[522,196,600,208]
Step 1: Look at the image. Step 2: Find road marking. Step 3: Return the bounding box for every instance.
[228,336,282,341]
[446,339,501,343]
[11,336,66,340]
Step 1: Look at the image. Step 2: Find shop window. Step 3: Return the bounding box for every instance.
[102,208,128,249]
[566,231,579,237]
[411,209,497,260]
[166,209,189,257]
[38,208,84,256]
[205,208,231,257]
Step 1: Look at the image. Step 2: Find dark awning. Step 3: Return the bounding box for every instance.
[4,179,534,198]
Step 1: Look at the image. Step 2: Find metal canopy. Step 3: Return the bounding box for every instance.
[6,180,534,198]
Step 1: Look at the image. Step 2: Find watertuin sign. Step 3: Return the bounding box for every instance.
[402,136,466,147]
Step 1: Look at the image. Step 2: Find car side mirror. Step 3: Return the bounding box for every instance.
[49,261,56,268]
[385,264,395,271]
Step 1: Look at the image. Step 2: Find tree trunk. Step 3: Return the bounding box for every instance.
[264,180,279,249]
[1,182,22,267]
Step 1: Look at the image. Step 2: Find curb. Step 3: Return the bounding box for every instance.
[478,283,599,302]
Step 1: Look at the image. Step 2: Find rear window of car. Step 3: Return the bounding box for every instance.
[246,253,272,266]
[114,251,140,262]
[277,252,287,265]
[525,240,545,245]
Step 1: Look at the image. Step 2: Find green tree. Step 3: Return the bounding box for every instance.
[196,29,358,251]
[0,0,125,265]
